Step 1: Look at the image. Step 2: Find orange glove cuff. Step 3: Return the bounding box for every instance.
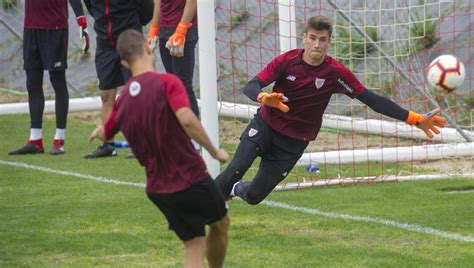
[149,23,159,37]
[257,92,267,104]
[176,22,192,35]
[406,111,423,125]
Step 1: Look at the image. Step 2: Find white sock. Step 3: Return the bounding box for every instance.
[54,128,66,140]
[30,128,42,140]
[230,182,240,197]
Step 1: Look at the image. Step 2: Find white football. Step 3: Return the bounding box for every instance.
[427,54,465,93]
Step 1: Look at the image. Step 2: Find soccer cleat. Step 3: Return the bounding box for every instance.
[8,141,44,155]
[126,152,136,159]
[50,139,65,155]
[84,143,117,158]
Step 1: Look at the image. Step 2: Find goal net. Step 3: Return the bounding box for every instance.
[213,0,473,188]
[0,0,472,188]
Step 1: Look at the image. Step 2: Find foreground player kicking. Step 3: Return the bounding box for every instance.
[89,29,230,268]
[215,15,447,205]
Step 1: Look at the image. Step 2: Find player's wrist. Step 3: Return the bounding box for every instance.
[176,22,192,35]
[257,92,267,103]
[406,111,423,125]
[149,23,159,37]
[77,15,87,28]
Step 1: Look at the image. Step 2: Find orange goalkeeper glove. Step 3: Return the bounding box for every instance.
[165,22,192,57]
[147,23,159,51]
[257,92,289,113]
[406,108,447,138]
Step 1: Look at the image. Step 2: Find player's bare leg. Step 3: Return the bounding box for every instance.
[206,215,230,268]
[183,236,206,268]
[100,88,117,125]
[84,88,118,158]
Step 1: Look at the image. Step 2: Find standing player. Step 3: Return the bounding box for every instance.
[147,0,200,117]
[8,0,89,155]
[215,16,447,205]
[83,0,154,158]
[89,29,230,268]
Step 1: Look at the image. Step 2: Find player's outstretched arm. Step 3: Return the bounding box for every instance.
[357,89,446,139]
[406,109,447,138]
[175,107,229,163]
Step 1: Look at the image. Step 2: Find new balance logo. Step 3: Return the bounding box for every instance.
[286,75,296,81]
[338,78,353,93]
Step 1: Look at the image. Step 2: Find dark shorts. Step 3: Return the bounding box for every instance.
[147,177,228,241]
[23,28,68,71]
[242,113,309,179]
[95,46,131,90]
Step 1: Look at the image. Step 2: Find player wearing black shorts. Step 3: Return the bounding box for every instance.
[147,0,199,117]
[8,0,89,156]
[83,0,153,158]
[215,16,448,205]
[88,29,230,267]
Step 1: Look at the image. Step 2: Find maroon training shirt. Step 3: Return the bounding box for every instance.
[24,0,69,29]
[160,0,197,28]
[104,72,209,194]
[256,49,366,141]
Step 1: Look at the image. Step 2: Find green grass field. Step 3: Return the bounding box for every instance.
[1,114,473,267]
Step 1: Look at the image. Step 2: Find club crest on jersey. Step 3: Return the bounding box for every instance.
[129,81,141,96]
[248,128,258,137]
[315,78,325,89]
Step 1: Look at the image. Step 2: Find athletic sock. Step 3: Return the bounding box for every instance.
[29,128,42,141]
[230,181,240,197]
[54,128,66,140]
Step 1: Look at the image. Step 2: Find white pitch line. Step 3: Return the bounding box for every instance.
[0,160,145,188]
[262,200,474,243]
[1,159,473,243]
[446,189,474,194]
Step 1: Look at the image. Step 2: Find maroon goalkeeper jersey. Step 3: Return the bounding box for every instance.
[160,0,197,27]
[24,0,69,29]
[255,49,366,141]
[104,72,209,194]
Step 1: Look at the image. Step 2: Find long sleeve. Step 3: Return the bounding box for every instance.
[356,88,409,122]
[69,0,85,18]
[243,77,266,102]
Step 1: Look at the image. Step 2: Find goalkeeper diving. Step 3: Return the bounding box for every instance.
[215,15,447,205]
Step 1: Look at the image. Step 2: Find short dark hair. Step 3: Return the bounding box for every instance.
[304,16,333,38]
[117,29,146,64]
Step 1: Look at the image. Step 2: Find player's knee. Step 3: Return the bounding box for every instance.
[244,189,265,205]
[210,215,230,235]
[222,163,242,181]
[100,90,116,104]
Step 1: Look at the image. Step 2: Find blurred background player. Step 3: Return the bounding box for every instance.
[147,0,199,117]
[83,0,153,158]
[8,0,89,155]
[215,16,447,205]
[89,29,230,268]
